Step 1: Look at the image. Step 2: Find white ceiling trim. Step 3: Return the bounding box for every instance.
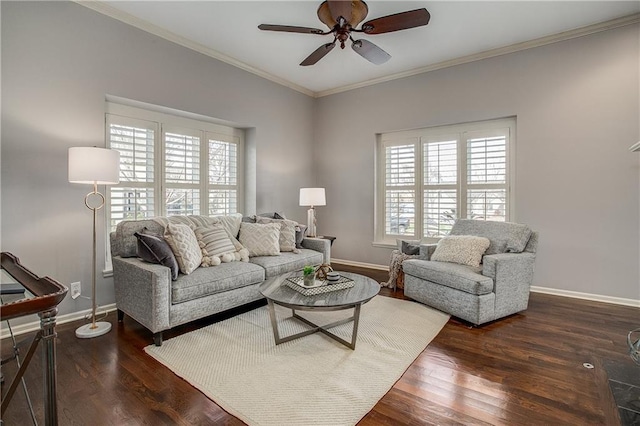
[77,1,639,99]
[317,12,640,97]
[76,0,316,97]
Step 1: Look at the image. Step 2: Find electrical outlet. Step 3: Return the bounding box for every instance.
[70,281,81,300]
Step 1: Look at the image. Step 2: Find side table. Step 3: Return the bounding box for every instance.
[316,235,336,246]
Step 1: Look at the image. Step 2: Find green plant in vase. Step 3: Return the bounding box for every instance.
[303,265,315,287]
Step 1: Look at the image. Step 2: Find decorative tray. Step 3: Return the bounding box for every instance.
[285,276,354,296]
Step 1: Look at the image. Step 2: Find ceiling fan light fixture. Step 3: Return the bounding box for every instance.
[317,0,369,28]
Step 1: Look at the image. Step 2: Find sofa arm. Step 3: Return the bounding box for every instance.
[482,252,536,317]
[112,257,171,334]
[418,243,437,260]
[301,237,331,264]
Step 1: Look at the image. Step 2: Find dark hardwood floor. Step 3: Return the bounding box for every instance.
[2,263,637,425]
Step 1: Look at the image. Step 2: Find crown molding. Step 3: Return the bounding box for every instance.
[75,1,316,98]
[316,12,640,97]
[76,2,638,99]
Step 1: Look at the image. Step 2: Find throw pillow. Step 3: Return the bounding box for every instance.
[164,223,202,274]
[213,213,243,239]
[401,240,420,256]
[257,212,287,220]
[431,235,491,268]
[295,224,308,249]
[194,223,237,267]
[238,222,281,257]
[397,239,421,254]
[134,229,179,280]
[256,217,297,252]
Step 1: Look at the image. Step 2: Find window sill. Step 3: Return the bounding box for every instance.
[102,269,113,278]
[372,241,396,249]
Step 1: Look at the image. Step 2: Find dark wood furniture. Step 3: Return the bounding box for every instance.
[1,252,67,426]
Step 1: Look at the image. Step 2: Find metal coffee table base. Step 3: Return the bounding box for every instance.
[266,300,362,350]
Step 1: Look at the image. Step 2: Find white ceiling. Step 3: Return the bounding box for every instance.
[94,1,640,96]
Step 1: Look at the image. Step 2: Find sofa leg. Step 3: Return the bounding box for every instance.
[117,309,125,322]
[153,332,163,346]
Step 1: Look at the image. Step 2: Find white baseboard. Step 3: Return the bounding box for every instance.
[529,286,640,308]
[332,258,640,308]
[332,258,389,271]
[0,303,117,339]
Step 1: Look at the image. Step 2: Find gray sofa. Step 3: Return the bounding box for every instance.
[110,217,330,345]
[402,219,538,325]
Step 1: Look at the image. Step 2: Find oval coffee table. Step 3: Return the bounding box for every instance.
[259,271,380,350]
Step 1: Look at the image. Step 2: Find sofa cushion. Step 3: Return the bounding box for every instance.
[402,259,494,295]
[431,235,490,267]
[134,230,179,280]
[171,261,265,304]
[450,219,532,255]
[239,222,281,257]
[164,223,202,275]
[250,249,323,279]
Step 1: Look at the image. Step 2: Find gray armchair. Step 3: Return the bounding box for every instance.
[402,219,538,325]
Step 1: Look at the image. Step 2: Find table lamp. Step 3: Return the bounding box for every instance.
[299,188,326,237]
[68,147,120,338]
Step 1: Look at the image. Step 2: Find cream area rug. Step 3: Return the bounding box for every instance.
[145,296,449,426]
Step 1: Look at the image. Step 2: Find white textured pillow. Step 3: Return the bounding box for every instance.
[256,217,297,252]
[431,235,490,267]
[238,222,281,257]
[214,213,243,238]
[164,223,203,274]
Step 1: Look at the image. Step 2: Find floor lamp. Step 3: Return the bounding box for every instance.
[299,188,326,237]
[68,147,120,339]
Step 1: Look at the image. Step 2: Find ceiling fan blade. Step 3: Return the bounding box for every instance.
[351,39,390,65]
[362,8,430,34]
[327,0,353,24]
[300,42,336,66]
[258,24,324,35]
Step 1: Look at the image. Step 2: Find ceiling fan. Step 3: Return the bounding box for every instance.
[258,1,431,66]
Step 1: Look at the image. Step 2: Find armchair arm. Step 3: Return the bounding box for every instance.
[482,252,536,317]
[301,237,331,264]
[112,257,171,333]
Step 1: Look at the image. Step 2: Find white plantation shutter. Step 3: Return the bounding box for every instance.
[107,115,157,231]
[376,118,514,244]
[208,136,239,215]
[383,141,416,237]
[423,138,458,237]
[464,129,509,221]
[105,103,244,235]
[164,129,201,217]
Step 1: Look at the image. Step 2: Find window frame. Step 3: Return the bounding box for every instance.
[374,117,516,247]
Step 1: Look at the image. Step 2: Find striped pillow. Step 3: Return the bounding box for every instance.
[195,224,236,262]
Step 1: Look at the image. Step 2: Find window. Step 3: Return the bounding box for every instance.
[375,118,515,245]
[106,103,244,232]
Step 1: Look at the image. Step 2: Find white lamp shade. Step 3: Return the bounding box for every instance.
[299,188,326,206]
[68,147,120,185]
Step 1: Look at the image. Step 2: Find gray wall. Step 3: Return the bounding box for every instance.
[1,0,638,331]
[315,23,640,300]
[1,1,315,321]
